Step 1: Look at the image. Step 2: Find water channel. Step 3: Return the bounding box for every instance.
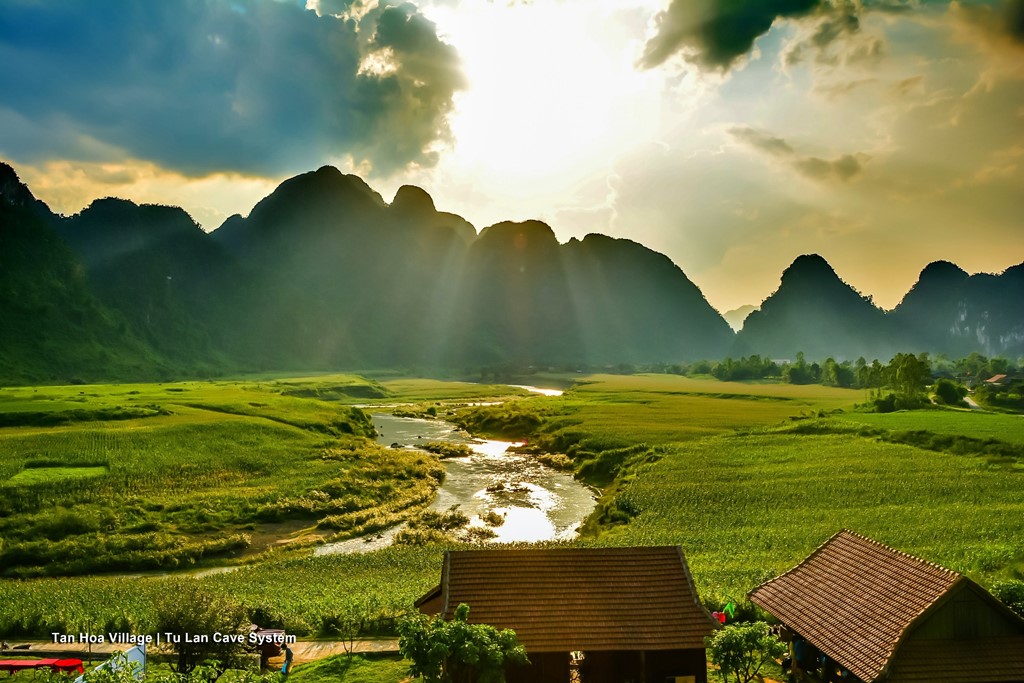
[127,385,595,574]
[315,386,598,555]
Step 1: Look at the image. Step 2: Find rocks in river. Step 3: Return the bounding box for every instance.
[485,480,529,494]
[421,441,473,458]
[480,510,506,527]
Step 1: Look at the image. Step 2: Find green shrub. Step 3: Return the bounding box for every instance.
[934,379,967,406]
[992,580,1024,618]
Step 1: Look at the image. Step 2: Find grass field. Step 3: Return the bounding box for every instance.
[838,409,1024,445]
[0,377,449,577]
[0,545,444,637]
[460,373,864,447]
[5,465,108,485]
[600,428,1024,604]
[457,374,1024,601]
[290,655,410,683]
[1,371,1022,643]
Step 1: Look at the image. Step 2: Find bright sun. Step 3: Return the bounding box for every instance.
[421,0,666,205]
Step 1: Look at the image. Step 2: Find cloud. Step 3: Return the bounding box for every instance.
[954,0,1024,44]
[728,128,795,156]
[0,0,464,177]
[1010,0,1024,41]
[780,0,905,67]
[794,153,863,181]
[729,127,866,182]
[639,0,823,70]
[308,0,364,17]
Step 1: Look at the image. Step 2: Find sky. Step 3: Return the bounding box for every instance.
[1,0,1022,313]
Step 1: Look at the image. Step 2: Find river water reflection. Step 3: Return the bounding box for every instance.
[315,411,597,555]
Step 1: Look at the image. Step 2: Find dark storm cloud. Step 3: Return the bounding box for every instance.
[729,127,865,182]
[639,0,823,69]
[1005,0,1024,41]
[0,0,464,177]
[954,0,1024,43]
[639,0,922,71]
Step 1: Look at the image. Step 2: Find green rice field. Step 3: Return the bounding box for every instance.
[0,376,447,577]
[0,372,1021,639]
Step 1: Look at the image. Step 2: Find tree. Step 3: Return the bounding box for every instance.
[782,352,816,385]
[821,358,853,387]
[886,352,931,400]
[933,378,966,406]
[988,357,1010,376]
[399,604,528,683]
[154,580,251,678]
[706,622,786,683]
[325,593,381,661]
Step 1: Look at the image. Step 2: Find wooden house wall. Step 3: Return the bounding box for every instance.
[643,649,707,683]
[506,649,707,683]
[507,652,570,683]
[909,583,1024,641]
[418,593,443,616]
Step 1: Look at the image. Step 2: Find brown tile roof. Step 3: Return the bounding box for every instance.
[887,636,1024,682]
[748,530,963,682]
[417,546,718,653]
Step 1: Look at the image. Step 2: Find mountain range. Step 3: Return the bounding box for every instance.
[1,161,1021,384]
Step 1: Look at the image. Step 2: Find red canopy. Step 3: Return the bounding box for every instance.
[0,659,84,675]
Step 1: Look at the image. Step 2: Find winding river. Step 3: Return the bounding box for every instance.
[315,386,598,555]
[124,385,595,574]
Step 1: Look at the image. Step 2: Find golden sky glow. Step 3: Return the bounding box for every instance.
[3,0,1022,314]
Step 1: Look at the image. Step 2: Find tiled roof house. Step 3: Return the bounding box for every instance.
[749,530,1024,683]
[417,546,718,683]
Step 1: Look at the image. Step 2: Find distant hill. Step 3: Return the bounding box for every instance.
[735,254,895,361]
[723,304,757,332]
[210,166,477,367]
[0,163,163,383]
[211,170,734,366]
[891,260,1024,357]
[560,233,735,363]
[4,159,1022,384]
[55,198,232,367]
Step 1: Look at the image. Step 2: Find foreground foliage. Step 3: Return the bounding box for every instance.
[707,622,786,683]
[155,580,251,676]
[399,604,528,683]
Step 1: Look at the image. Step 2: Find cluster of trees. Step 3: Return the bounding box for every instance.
[663,351,1017,388]
[637,351,1023,414]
